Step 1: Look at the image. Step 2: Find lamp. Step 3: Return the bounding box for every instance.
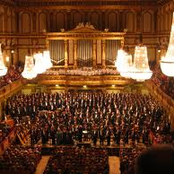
[160,12,174,77]
[22,55,37,79]
[0,43,7,76]
[130,45,152,81]
[43,50,52,69]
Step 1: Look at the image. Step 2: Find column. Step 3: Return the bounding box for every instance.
[92,40,96,67]
[74,40,77,68]
[32,12,37,32]
[4,7,7,33]
[11,50,14,65]
[119,10,123,31]
[121,39,125,49]
[102,40,106,68]
[45,38,49,49]
[136,10,142,32]
[66,10,71,29]
[64,40,68,68]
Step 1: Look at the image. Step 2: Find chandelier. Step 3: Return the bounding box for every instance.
[34,52,46,74]
[22,49,53,80]
[115,48,127,73]
[129,45,152,82]
[120,53,132,78]
[0,43,7,76]
[115,48,133,78]
[160,12,174,77]
[22,55,37,79]
[43,50,52,69]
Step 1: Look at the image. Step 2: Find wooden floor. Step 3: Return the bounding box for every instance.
[109,156,120,174]
[34,155,120,174]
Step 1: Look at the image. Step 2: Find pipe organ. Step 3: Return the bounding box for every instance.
[47,23,126,68]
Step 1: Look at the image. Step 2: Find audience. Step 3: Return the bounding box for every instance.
[0,61,174,174]
[44,146,109,174]
[0,122,13,144]
[0,145,41,174]
[151,64,174,99]
[119,147,145,174]
[44,67,119,76]
[0,64,22,88]
[2,91,174,174]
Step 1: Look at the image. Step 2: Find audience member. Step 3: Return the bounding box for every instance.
[135,144,174,174]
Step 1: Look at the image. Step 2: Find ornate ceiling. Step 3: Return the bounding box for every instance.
[0,0,171,7]
[13,0,158,5]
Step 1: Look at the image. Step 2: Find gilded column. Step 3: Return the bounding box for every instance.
[136,10,142,32]
[74,40,77,68]
[121,38,125,49]
[45,37,49,49]
[93,40,96,67]
[32,12,36,32]
[119,10,123,31]
[64,40,68,68]
[102,40,106,68]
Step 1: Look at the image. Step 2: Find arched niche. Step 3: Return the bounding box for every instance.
[0,7,4,32]
[7,8,12,33]
[167,12,172,31]
[90,12,99,29]
[125,11,134,32]
[164,12,168,31]
[56,12,65,31]
[20,12,31,33]
[11,11,17,33]
[143,11,153,33]
[108,11,119,31]
[73,11,83,29]
[158,13,163,32]
[38,12,47,32]
[161,14,165,31]
[157,14,161,32]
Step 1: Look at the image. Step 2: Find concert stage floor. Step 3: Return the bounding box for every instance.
[35,139,145,156]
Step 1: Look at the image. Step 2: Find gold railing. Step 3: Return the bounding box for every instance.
[145,80,174,130]
[0,78,26,101]
[0,127,17,155]
[36,74,134,87]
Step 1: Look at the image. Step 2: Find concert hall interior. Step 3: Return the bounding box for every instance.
[0,0,174,174]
